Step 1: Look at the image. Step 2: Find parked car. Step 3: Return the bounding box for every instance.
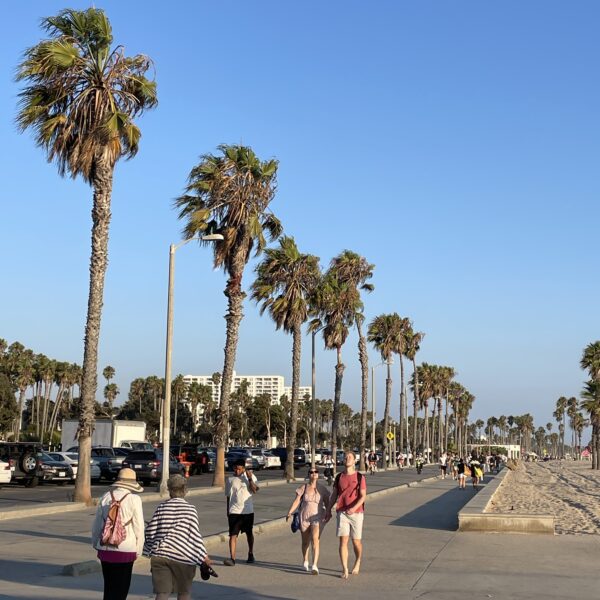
[46,452,80,478]
[39,452,74,485]
[90,461,101,483]
[119,440,153,451]
[269,448,307,468]
[0,457,12,486]
[248,448,267,470]
[336,450,346,465]
[263,451,281,469]
[228,448,261,470]
[67,446,119,481]
[225,451,260,471]
[121,450,184,484]
[0,442,43,487]
[294,448,307,467]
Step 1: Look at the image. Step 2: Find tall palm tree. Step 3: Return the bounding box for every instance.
[329,250,374,471]
[581,341,600,381]
[17,8,157,503]
[405,330,424,454]
[567,397,578,457]
[103,366,115,388]
[251,235,320,480]
[581,380,600,469]
[392,317,411,455]
[554,396,567,457]
[310,271,358,473]
[171,374,187,439]
[175,144,281,486]
[368,314,402,466]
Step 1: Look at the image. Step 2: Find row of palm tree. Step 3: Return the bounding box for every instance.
[13,8,473,497]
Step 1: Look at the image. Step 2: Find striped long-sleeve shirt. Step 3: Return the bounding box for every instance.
[143,498,207,566]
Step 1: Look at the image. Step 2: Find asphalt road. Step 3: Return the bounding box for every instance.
[0,466,291,508]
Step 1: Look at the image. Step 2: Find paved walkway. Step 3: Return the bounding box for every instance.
[1,467,598,599]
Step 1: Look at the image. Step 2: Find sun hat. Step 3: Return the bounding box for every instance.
[111,467,144,493]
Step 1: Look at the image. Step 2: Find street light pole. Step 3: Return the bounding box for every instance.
[160,234,223,497]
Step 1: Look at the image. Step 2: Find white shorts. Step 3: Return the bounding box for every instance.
[336,511,364,539]
[458,473,465,479]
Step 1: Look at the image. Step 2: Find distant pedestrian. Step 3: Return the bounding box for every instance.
[367,450,378,475]
[224,459,259,566]
[470,457,482,488]
[286,467,330,575]
[439,452,448,479]
[456,458,466,489]
[144,474,213,600]
[92,468,145,600]
[326,451,367,579]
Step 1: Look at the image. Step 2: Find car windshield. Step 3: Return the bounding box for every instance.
[65,453,78,460]
[41,453,55,461]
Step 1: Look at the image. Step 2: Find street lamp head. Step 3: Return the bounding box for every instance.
[202,233,224,241]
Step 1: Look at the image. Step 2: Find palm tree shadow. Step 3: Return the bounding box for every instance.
[390,485,481,531]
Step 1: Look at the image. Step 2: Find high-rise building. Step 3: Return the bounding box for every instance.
[182,372,311,406]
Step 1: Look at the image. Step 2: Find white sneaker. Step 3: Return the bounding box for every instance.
[312,566,319,575]
[303,561,309,571]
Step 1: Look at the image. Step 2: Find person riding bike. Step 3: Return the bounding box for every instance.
[415,454,424,474]
[367,450,378,475]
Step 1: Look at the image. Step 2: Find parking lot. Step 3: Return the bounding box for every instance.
[0,465,292,509]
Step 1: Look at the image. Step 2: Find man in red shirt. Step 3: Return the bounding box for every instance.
[326,450,367,578]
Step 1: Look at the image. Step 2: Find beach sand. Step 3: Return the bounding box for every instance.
[485,460,600,534]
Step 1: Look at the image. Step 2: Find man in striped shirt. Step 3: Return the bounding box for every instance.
[144,475,213,600]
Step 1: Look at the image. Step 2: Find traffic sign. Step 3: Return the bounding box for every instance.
[386,431,395,441]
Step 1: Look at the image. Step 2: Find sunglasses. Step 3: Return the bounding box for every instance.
[309,470,319,475]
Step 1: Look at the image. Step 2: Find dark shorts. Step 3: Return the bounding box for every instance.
[151,556,196,594]
[228,512,254,536]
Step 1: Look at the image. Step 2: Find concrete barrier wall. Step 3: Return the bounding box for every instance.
[458,467,555,534]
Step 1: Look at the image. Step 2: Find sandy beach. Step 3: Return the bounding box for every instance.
[486,460,600,534]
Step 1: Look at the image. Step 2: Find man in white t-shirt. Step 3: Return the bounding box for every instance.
[223,459,259,566]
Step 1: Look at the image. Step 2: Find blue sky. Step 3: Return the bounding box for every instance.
[1,1,598,431]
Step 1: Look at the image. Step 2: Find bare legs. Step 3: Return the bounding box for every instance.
[300,525,322,572]
[339,536,362,578]
[156,594,190,600]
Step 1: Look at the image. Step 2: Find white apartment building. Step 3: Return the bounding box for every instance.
[282,386,312,401]
[183,372,311,406]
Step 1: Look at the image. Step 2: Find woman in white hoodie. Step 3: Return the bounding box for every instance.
[92,468,145,600]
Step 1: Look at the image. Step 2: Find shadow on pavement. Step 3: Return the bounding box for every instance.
[0,563,295,600]
[389,483,481,531]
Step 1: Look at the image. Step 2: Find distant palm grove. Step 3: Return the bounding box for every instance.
[3,8,600,507]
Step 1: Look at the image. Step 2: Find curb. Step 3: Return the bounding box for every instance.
[62,476,428,576]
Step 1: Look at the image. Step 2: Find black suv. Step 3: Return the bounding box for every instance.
[0,442,44,487]
[122,450,184,484]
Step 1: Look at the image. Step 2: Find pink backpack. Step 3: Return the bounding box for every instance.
[100,490,131,547]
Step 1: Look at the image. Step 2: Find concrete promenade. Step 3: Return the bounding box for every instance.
[0,466,598,599]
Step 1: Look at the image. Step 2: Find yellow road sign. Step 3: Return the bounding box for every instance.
[386,431,395,441]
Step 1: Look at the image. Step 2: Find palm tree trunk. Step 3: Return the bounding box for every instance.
[437,397,443,457]
[357,323,369,472]
[412,358,420,454]
[444,393,449,451]
[75,158,114,504]
[16,388,26,442]
[285,324,302,481]
[399,354,405,453]
[331,347,345,476]
[213,251,246,487]
[423,401,429,461]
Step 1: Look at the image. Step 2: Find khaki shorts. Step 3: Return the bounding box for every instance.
[151,556,196,594]
[336,511,364,539]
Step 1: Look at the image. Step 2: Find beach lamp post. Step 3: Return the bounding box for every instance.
[160,233,223,497]
[371,358,393,459]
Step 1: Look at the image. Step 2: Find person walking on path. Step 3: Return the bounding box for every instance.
[144,474,214,600]
[286,467,330,575]
[456,457,466,489]
[224,459,259,566]
[367,450,378,475]
[326,451,367,579]
[91,468,145,600]
[439,451,448,479]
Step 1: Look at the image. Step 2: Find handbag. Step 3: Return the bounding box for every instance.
[290,485,307,533]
